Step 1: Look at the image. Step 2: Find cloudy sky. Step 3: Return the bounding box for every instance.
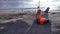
[0,0,60,8]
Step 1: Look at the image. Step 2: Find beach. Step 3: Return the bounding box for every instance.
[0,11,60,34]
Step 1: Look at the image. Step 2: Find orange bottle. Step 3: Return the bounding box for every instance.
[36,13,42,24]
[40,18,46,24]
[36,13,42,20]
[36,12,46,24]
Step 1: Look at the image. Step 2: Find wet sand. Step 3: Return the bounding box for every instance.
[0,12,60,34]
[49,12,60,34]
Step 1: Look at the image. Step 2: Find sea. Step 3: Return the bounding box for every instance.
[0,8,60,12]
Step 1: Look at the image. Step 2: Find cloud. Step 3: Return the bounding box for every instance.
[0,0,32,8]
[0,0,32,1]
[53,0,60,2]
[0,0,60,8]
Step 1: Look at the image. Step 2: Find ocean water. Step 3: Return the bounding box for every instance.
[0,8,60,12]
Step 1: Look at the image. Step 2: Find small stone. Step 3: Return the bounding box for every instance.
[0,27,4,30]
[0,27,7,32]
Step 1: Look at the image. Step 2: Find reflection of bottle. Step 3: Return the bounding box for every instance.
[44,7,50,19]
[36,6,42,19]
[37,6,41,13]
[36,6,42,24]
[45,7,50,13]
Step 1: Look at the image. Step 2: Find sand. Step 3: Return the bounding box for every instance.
[0,11,60,34]
[48,12,60,34]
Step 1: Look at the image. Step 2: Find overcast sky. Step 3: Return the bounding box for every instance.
[0,0,60,8]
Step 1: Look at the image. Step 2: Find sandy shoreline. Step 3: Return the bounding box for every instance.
[0,11,60,33]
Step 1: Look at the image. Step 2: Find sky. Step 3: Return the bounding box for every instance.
[0,0,60,8]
